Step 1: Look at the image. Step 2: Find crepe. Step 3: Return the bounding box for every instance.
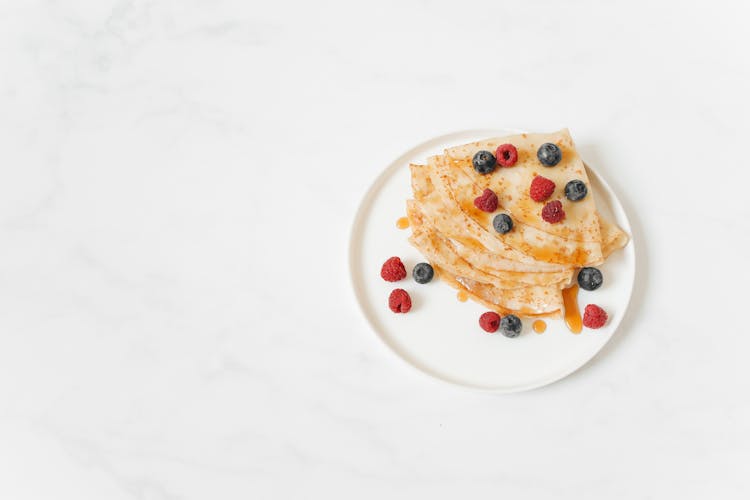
[435,266,564,318]
[599,214,628,258]
[444,130,601,241]
[410,162,568,272]
[442,130,607,266]
[407,201,573,288]
[406,129,629,318]
[432,154,603,267]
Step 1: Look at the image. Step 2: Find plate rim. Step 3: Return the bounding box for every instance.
[348,129,636,393]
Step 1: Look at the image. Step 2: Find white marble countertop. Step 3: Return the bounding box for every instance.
[1,1,749,498]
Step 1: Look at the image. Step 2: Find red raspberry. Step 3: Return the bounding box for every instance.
[583,304,608,329]
[495,144,518,167]
[473,188,498,212]
[380,256,406,282]
[479,311,501,333]
[541,200,565,223]
[388,289,412,313]
[529,175,556,202]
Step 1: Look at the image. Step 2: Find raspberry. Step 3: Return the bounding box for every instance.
[380,256,406,282]
[473,188,498,212]
[479,311,501,333]
[541,200,565,223]
[583,304,608,329]
[529,175,556,202]
[495,144,518,167]
[388,289,412,313]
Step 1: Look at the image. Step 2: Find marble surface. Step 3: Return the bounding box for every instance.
[1,0,749,498]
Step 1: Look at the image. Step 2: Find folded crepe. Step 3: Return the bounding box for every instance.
[406,129,628,318]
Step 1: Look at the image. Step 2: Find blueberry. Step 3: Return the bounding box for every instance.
[492,213,513,234]
[577,267,603,291]
[500,314,522,338]
[565,180,588,201]
[472,150,497,175]
[537,143,562,167]
[412,262,434,284]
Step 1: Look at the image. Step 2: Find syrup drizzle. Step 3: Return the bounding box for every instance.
[396,217,410,229]
[562,284,582,334]
[456,290,469,302]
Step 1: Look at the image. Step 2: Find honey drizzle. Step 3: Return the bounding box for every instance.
[457,290,469,302]
[396,217,410,229]
[532,320,547,334]
[562,284,582,334]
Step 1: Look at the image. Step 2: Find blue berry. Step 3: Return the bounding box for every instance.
[565,180,587,201]
[412,262,434,284]
[472,150,497,174]
[492,213,513,234]
[537,143,562,167]
[577,267,603,291]
[500,314,522,337]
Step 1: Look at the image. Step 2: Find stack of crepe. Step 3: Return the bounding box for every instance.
[406,129,628,318]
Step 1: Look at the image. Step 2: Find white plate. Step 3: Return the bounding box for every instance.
[349,130,635,392]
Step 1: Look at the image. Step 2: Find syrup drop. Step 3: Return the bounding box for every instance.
[532,320,547,334]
